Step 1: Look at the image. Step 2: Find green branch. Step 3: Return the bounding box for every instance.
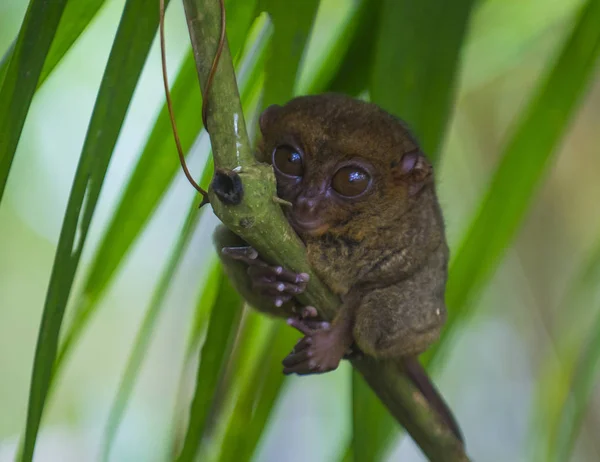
[181,0,469,460]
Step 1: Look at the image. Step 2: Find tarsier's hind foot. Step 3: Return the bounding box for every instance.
[221,245,310,308]
[282,318,352,376]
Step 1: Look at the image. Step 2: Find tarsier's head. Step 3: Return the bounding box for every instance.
[258,94,435,242]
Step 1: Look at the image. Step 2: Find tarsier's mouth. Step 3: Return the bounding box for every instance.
[290,217,330,237]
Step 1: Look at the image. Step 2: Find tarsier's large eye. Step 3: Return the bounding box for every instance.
[272,145,304,177]
[332,166,371,197]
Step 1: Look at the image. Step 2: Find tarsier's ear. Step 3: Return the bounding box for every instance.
[259,104,282,134]
[392,150,433,194]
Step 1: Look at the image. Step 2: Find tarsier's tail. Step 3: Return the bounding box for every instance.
[402,356,464,444]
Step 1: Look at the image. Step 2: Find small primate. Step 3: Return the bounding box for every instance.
[214,93,462,441]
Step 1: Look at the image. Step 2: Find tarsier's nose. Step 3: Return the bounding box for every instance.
[295,195,319,214]
[291,194,328,236]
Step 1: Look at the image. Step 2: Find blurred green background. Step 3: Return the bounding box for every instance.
[1,0,600,461]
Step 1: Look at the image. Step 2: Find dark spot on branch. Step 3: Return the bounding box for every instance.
[212,169,244,205]
[239,217,254,228]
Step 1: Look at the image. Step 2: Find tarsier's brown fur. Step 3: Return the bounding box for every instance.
[215,93,461,442]
[257,94,448,358]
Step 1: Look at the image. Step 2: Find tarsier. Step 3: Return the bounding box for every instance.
[214,93,462,441]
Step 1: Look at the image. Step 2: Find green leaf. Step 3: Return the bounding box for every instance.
[260,0,320,106]
[176,274,244,462]
[237,325,298,460]
[530,234,600,460]
[57,50,203,364]
[426,0,600,369]
[351,370,397,462]
[39,0,108,86]
[0,40,15,87]
[205,313,267,459]
[0,0,68,202]
[325,0,382,96]
[56,0,261,372]
[296,0,371,95]
[370,0,477,163]
[341,446,353,462]
[223,0,261,59]
[20,0,164,459]
[0,1,107,89]
[167,259,223,459]
[184,260,224,360]
[192,309,272,460]
[217,323,298,462]
[552,304,600,461]
[463,0,586,90]
[100,163,214,462]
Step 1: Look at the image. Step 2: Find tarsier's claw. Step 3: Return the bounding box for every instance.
[282,348,313,368]
[296,273,311,283]
[274,296,292,307]
[291,305,318,317]
[277,282,304,294]
[300,305,318,319]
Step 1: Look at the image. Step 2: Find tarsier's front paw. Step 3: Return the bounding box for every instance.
[282,318,349,375]
[221,246,310,308]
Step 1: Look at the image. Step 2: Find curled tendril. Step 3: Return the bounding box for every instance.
[159,0,227,208]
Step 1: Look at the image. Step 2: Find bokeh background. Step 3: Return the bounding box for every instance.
[1,0,600,461]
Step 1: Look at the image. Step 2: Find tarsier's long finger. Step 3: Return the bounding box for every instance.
[292,336,313,353]
[283,359,319,376]
[287,317,313,336]
[286,317,330,335]
[277,268,310,285]
[273,295,293,307]
[251,279,305,297]
[282,349,313,368]
[248,264,309,285]
[300,319,330,330]
[221,246,259,264]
